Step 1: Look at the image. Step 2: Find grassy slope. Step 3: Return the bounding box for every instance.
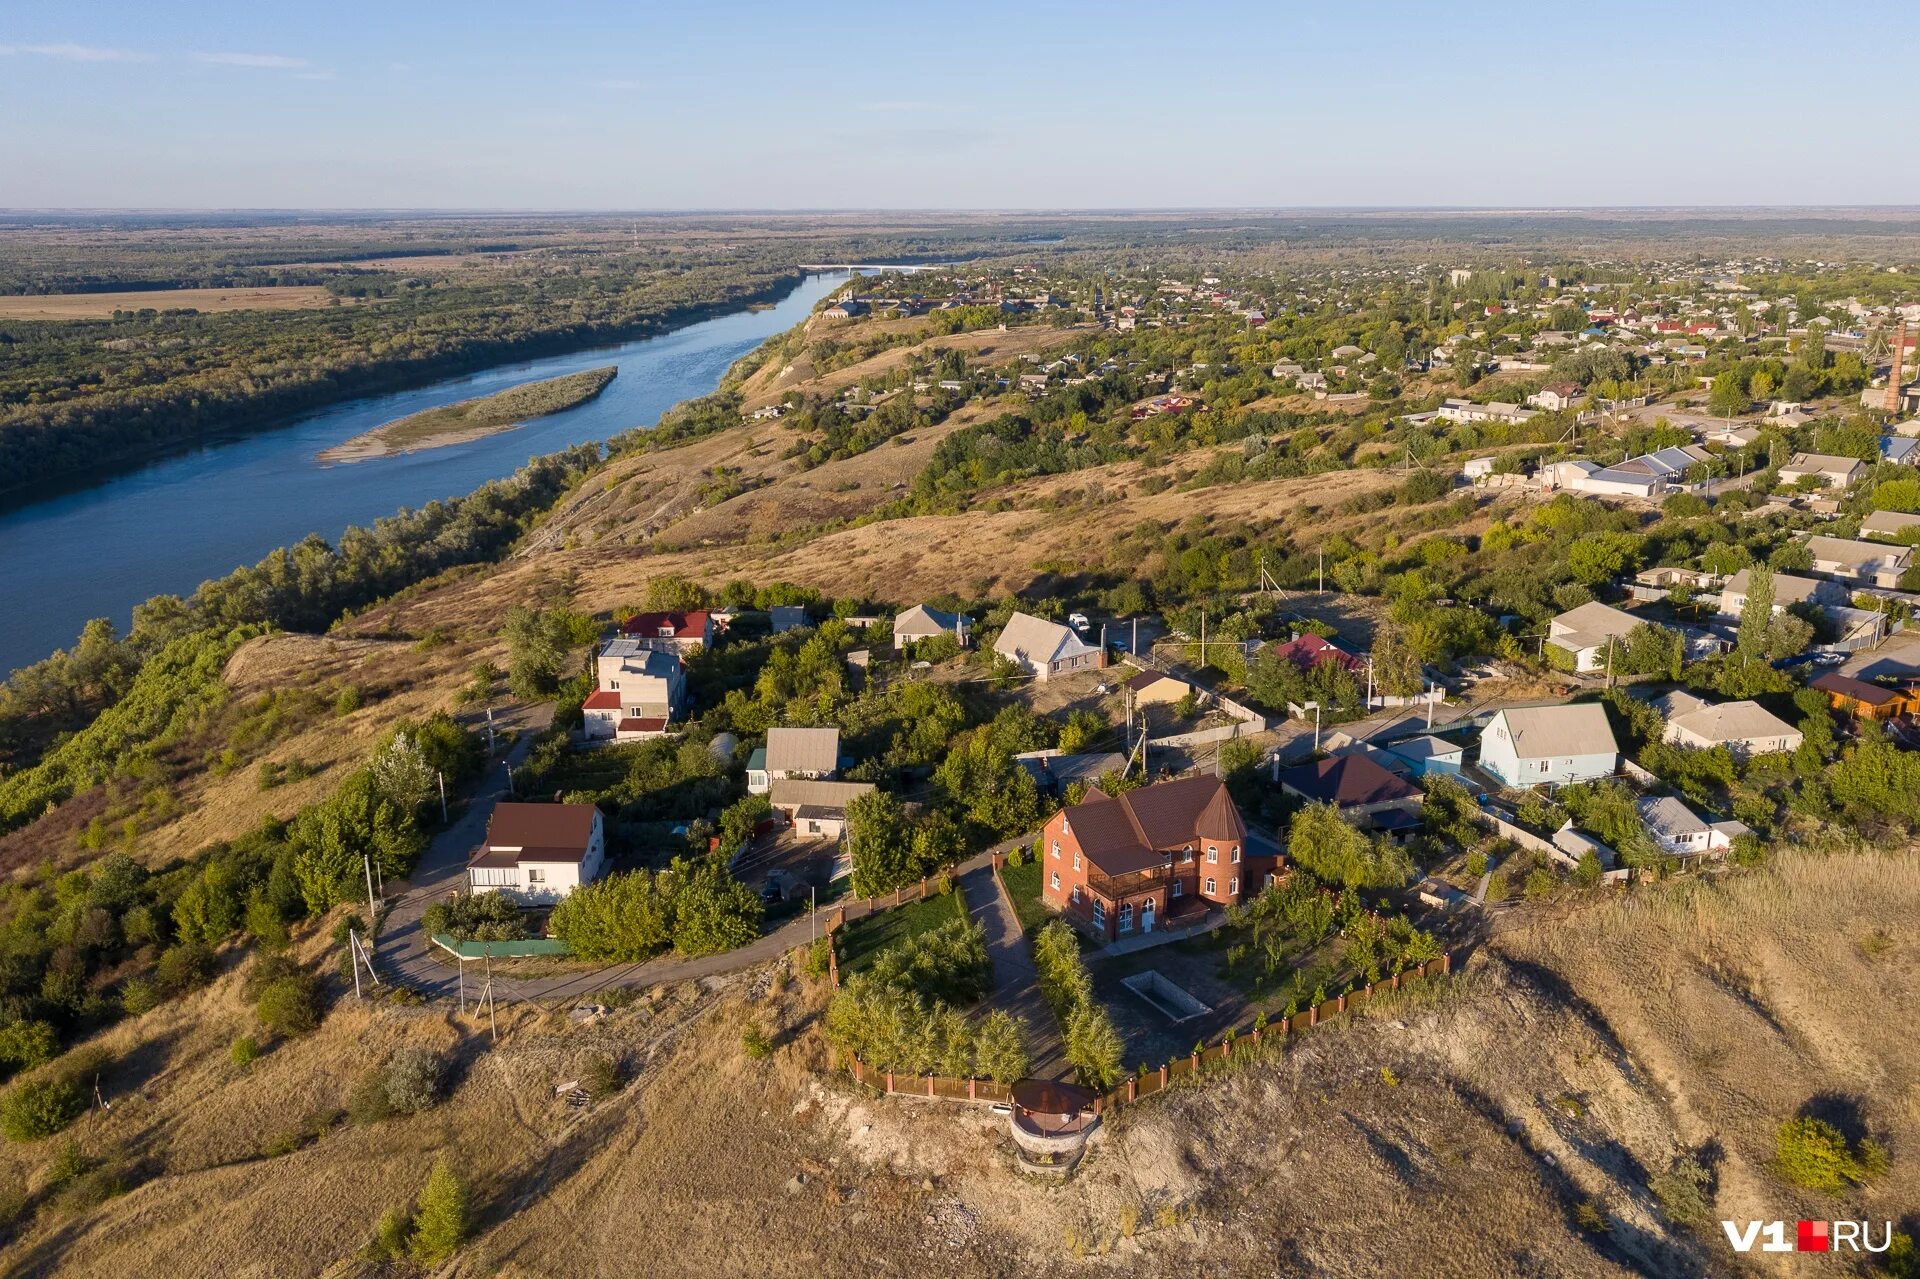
[6,850,1910,1277]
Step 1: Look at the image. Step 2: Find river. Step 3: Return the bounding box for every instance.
[0,271,850,677]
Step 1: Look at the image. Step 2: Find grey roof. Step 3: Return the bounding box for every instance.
[768,778,874,816]
[1637,794,1710,843]
[1489,703,1618,760]
[1807,535,1910,571]
[1862,509,1920,538]
[765,726,840,774]
[1549,601,1643,652]
[1781,452,1865,478]
[1662,697,1798,746]
[600,639,685,677]
[894,603,967,638]
[1384,734,1464,764]
[1723,568,1828,606]
[995,611,1096,668]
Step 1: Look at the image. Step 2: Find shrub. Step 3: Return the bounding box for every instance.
[154,942,217,995]
[422,892,527,943]
[803,937,832,979]
[382,1048,448,1115]
[118,977,160,1017]
[256,972,322,1038]
[741,1026,773,1060]
[370,1205,412,1261]
[1650,1154,1713,1225]
[347,1072,394,1126]
[0,1021,59,1076]
[229,1035,260,1067]
[1775,1116,1885,1193]
[1,1077,86,1142]
[581,1053,622,1100]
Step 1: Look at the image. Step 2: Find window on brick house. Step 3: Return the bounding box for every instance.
[1050,872,1059,890]
[1205,877,1216,894]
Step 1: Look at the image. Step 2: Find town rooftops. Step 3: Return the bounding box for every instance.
[1276,754,1421,808]
[471,802,598,868]
[620,610,710,640]
[1810,672,1900,707]
[1059,775,1246,877]
[1491,703,1617,759]
[764,726,840,774]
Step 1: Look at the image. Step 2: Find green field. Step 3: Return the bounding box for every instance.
[997,857,1053,936]
[835,887,968,973]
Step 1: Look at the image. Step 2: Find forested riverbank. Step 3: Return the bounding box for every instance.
[0,265,801,500]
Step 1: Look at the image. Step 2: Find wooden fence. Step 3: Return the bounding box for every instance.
[843,950,1456,1114]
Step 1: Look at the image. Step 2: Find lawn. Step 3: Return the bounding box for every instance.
[997,857,1054,936]
[834,886,968,973]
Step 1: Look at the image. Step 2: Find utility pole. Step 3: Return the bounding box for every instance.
[363,854,378,921]
[1318,549,1325,594]
[506,763,516,796]
[438,770,448,823]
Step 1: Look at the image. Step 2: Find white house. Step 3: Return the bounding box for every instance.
[994,611,1105,681]
[1636,795,1748,858]
[583,640,687,741]
[1479,703,1619,788]
[892,603,970,650]
[747,726,841,795]
[466,803,606,904]
[1805,536,1911,589]
[1778,453,1866,489]
[1655,692,1804,757]
[1716,568,1846,619]
[1546,601,1647,673]
[768,778,876,841]
[1527,382,1584,412]
[1861,509,1920,542]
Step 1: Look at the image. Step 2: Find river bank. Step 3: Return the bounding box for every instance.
[0,271,848,677]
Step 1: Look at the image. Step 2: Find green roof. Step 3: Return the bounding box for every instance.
[430,934,572,959]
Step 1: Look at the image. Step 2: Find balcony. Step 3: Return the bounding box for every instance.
[1086,863,1172,901]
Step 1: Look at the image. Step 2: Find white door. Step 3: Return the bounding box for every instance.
[1142,898,1155,933]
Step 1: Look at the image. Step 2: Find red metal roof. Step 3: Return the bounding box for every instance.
[1270,633,1363,673]
[620,610,711,639]
[1059,775,1247,877]
[617,717,669,733]
[582,690,623,710]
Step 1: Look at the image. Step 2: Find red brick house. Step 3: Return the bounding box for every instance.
[1039,776,1269,943]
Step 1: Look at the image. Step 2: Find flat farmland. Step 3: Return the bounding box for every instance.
[0,284,346,319]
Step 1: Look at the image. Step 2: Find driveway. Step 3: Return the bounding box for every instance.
[957,855,1070,1081]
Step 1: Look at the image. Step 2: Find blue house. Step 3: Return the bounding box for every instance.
[1478,704,1618,789]
[1382,734,1465,778]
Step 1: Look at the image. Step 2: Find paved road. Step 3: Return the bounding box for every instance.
[957,859,1069,1080]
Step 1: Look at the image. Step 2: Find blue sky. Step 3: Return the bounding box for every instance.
[0,1,1897,209]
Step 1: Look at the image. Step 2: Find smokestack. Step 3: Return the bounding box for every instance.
[1889,319,1908,416]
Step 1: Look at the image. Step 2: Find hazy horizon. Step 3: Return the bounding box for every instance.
[3,0,1900,209]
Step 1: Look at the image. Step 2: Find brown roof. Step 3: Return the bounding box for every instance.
[1124,668,1183,692]
[1277,755,1422,808]
[1811,672,1900,707]
[477,802,599,866]
[1060,775,1247,877]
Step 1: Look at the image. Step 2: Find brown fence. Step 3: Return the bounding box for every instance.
[843,949,1456,1114]
[822,871,960,992]
[1087,950,1452,1115]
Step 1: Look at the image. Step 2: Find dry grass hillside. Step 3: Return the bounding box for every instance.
[3,850,1911,1277]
